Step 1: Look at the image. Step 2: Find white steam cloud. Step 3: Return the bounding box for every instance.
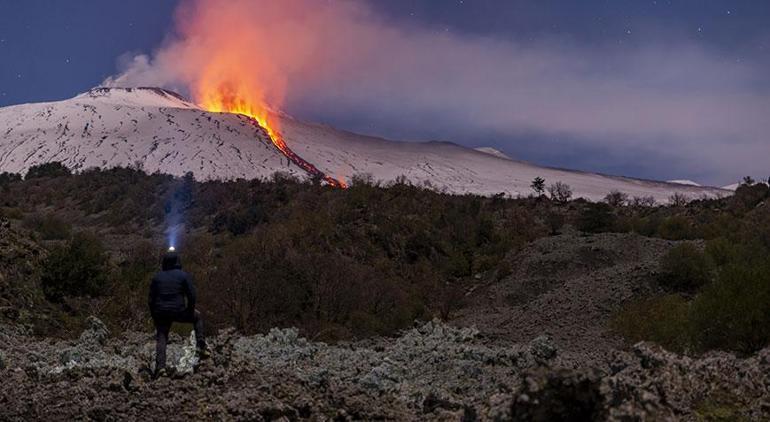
[104,0,769,184]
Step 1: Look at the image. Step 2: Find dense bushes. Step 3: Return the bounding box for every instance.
[25,162,71,179]
[577,203,615,233]
[610,295,691,353]
[0,171,22,183]
[731,182,769,210]
[7,164,769,349]
[615,237,770,355]
[690,262,770,353]
[22,213,72,240]
[40,233,111,302]
[658,243,712,292]
[4,165,549,339]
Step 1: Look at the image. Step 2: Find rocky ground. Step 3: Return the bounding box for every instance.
[455,232,681,359]
[1,316,768,421]
[1,222,769,421]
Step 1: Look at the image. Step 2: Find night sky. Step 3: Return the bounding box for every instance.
[1,0,768,185]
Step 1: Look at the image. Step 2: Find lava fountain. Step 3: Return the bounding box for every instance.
[197,81,346,188]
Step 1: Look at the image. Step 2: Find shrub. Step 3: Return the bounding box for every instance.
[657,216,693,240]
[731,183,769,210]
[631,215,663,237]
[630,195,656,208]
[668,192,689,207]
[350,173,376,187]
[689,263,770,354]
[604,190,628,207]
[611,295,691,353]
[704,238,739,267]
[0,207,23,220]
[40,233,111,302]
[658,243,712,292]
[101,240,160,331]
[530,177,546,196]
[25,162,71,179]
[22,213,72,240]
[0,171,21,187]
[577,202,615,233]
[212,204,266,235]
[548,182,573,204]
[545,209,565,235]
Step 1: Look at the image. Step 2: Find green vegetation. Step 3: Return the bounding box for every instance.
[610,295,691,352]
[658,243,713,292]
[40,232,110,302]
[601,180,770,355]
[22,213,72,240]
[0,172,22,184]
[548,181,572,203]
[694,390,751,422]
[2,163,769,354]
[1,166,548,339]
[614,236,770,355]
[690,261,770,354]
[530,176,546,196]
[576,202,616,233]
[25,162,72,179]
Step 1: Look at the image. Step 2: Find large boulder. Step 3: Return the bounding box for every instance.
[78,316,110,348]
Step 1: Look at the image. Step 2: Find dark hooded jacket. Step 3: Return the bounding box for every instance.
[148,252,196,317]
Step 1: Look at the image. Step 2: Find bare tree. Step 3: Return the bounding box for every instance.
[548,182,573,204]
[604,190,628,207]
[350,172,376,187]
[631,196,656,208]
[668,192,689,207]
[530,177,546,197]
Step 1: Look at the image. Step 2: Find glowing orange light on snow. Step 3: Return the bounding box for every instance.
[196,79,345,188]
[199,83,289,153]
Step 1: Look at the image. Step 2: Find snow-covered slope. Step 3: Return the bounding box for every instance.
[0,88,302,180]
[667,179,701,187]
[278,116,729,201]
[1,87,729,201]
[474,147,512,160]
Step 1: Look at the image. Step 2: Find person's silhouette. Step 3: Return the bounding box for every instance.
[148,250,208,376]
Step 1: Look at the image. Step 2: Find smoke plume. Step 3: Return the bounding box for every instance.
[104,0,769,184]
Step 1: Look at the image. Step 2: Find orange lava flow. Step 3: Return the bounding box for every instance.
[198,86,346,188]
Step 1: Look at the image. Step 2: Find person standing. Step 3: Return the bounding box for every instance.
[148,250,209,377]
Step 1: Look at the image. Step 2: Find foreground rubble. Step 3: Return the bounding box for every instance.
[1,318,768,420]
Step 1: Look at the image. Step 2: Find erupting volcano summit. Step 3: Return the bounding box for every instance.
[0,87,729,201]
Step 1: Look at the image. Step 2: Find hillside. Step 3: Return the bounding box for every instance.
[1,170,769,420]
[0,169,770,421]
[0,88,302,181]
[0,87,730,201]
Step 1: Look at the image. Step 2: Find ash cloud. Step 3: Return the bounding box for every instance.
[104,0,770,185]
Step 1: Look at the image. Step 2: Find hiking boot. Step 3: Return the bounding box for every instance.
[154,367,169,380]
[197,347,211,360]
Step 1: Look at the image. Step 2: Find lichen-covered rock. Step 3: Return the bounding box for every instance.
[360,358,404,392]
[0,318,767,421]
[529,335,557,363]
[78,316,110,348]
[175,331,200,374]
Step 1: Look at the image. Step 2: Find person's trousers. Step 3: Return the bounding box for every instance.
[153,309,205,371]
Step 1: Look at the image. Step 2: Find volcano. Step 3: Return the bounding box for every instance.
[0,87,728,201]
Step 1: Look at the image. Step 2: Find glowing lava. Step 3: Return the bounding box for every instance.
[198,84,346,188]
